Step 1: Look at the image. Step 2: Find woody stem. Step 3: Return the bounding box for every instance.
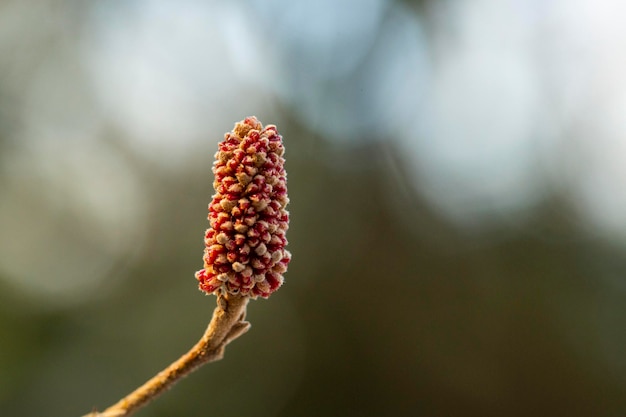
[82,294,250,417]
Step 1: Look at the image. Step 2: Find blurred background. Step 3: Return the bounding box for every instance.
[1,0,626,416]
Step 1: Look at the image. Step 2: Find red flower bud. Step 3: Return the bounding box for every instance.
[195,116,291,299]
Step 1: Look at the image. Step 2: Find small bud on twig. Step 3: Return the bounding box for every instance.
[83,116,290,417]
[196,116,291,299]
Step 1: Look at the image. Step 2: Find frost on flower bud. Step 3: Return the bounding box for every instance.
[195,116,291,299]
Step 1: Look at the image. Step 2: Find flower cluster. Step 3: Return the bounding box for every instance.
[195,116,290,298]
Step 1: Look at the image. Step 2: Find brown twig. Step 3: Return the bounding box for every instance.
[83,293,250,417]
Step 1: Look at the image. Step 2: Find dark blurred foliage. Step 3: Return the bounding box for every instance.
[2,1,626,417]
[2,121,626,417]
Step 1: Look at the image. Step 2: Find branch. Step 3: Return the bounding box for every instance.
[83,293,250,417]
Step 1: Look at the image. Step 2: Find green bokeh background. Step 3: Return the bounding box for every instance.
[1,1,626,416]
